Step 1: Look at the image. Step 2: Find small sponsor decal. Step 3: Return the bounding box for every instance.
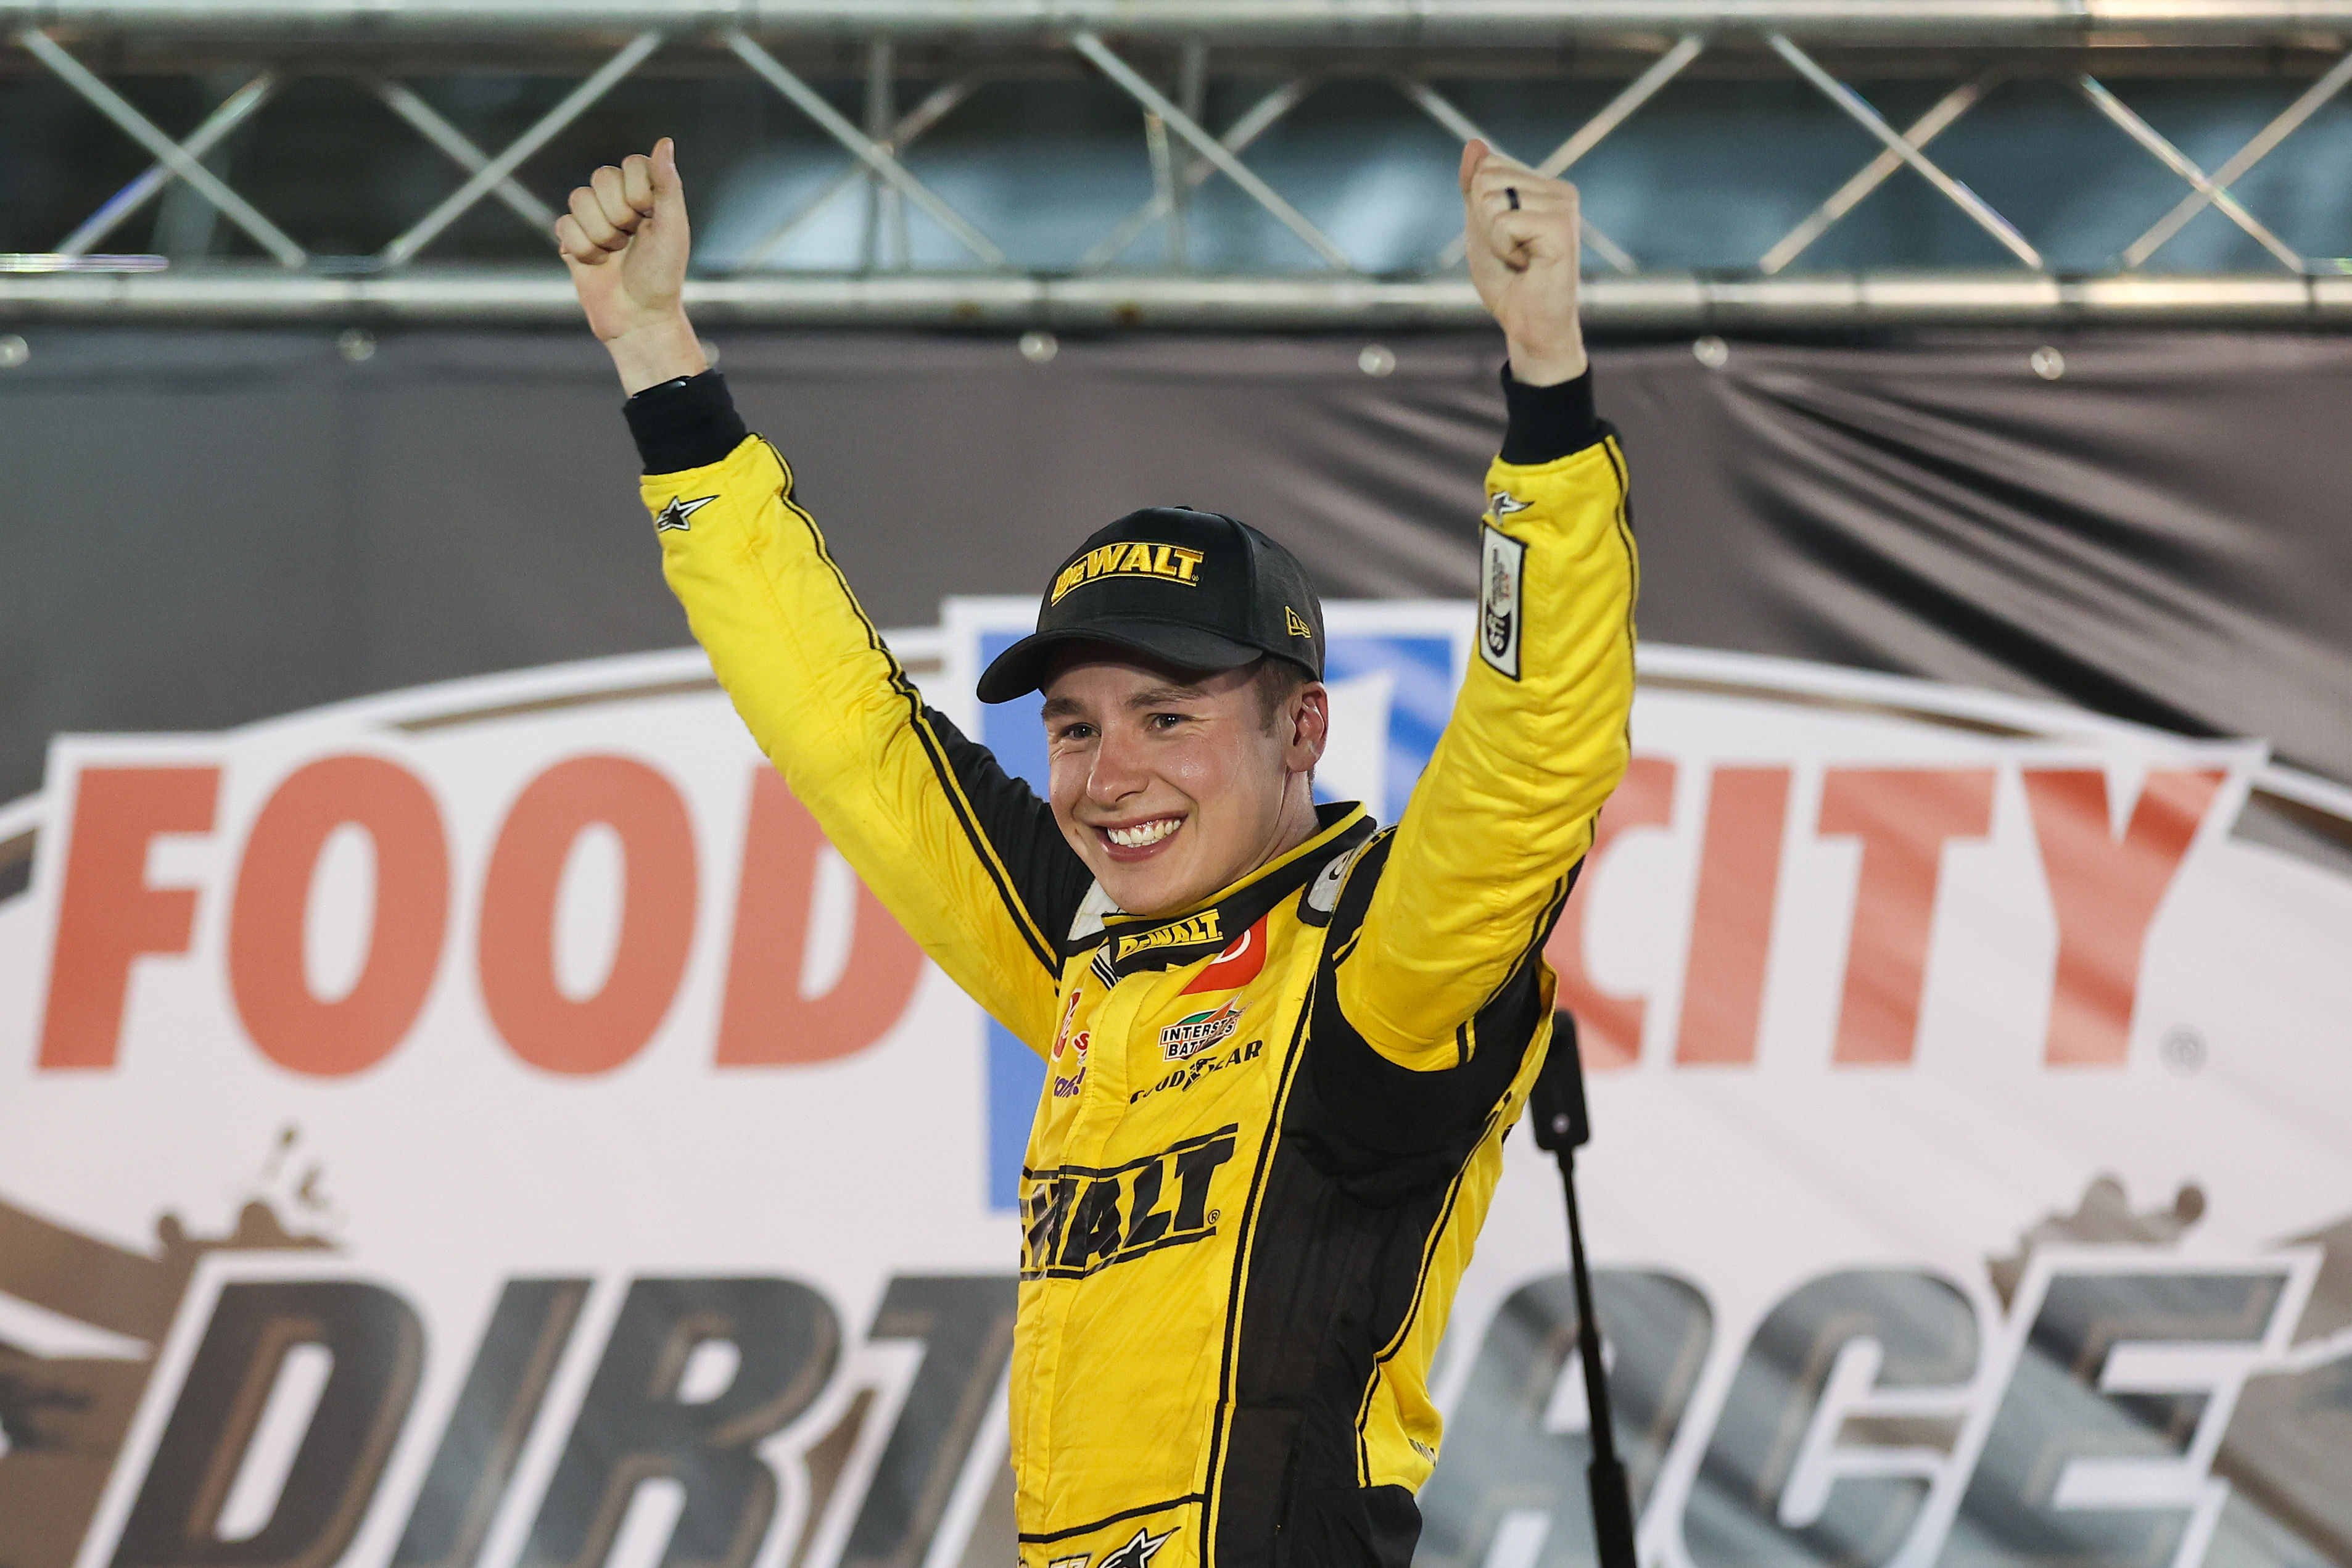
[1047,1556,1089,1568]
[1159,997,1245,1062]
[1181,917,1267,994]
[1100,1529,1175,1568]
[1285,605,1314,638]
[1051,989,1089,1098]
[1115,909,1222,962]
[1051,1034,1089,1099]
[1478,524,1526,680]
[653,495,717,532]
[1305,842,1369,917]
[1049,541,1205,603]
[1133,1038,1263,1102]
[1487,490,1531,516]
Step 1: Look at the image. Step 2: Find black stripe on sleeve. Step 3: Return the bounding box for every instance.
[918,706,1096,955]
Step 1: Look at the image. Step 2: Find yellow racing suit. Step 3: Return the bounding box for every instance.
[624,368,1636,1568]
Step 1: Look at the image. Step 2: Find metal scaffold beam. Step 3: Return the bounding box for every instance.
[6,269,2350,328]
[9,1,2352,38]
[10,1,2352,328]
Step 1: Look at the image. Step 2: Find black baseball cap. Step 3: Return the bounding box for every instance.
[976,506,1325,704]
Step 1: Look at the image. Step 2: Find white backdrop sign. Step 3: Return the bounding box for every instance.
[2,603,2347,1568]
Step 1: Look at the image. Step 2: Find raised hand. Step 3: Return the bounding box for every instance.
[1459,139,1588,387]
[558,138,708,394]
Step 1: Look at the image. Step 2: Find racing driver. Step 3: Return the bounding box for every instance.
[559,134,1635,1568]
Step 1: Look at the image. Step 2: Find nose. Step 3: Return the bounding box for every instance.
[1086,724,1150,807]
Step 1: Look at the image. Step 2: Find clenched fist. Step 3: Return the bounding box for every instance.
[1459,140,1588,387]
[559,137,708,394]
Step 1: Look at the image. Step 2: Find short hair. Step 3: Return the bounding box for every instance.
[1251,657,1311,732]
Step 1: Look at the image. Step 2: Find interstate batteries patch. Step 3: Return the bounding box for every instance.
[1158,997,1244,1061]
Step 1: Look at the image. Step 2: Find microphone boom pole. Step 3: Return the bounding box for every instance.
[1527,1010,1638,1568]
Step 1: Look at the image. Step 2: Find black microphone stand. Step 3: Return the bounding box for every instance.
[1527,1010,1638,1568]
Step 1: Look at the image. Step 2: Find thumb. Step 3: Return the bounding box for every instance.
[653,136,685,215]
[1459,138,1487,197]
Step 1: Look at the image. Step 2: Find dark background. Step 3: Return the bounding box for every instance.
[6,327,2348,809]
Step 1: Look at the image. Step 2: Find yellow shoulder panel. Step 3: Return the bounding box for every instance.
[646,436,1065,1051]
[1335,436,1636,1069]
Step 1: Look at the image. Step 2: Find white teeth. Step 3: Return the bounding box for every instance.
[1106,819,1180,848]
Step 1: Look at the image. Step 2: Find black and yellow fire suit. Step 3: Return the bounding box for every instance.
[625,369,1636,1568]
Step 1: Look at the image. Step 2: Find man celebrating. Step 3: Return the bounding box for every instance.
[559,138,1633,1568]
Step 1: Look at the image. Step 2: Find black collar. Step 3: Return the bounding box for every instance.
[1070,803,1373,984]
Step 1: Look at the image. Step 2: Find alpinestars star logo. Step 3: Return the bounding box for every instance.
[1487,489,1532,516]
[1099,1528,1175,1568]
[654,495,717,532]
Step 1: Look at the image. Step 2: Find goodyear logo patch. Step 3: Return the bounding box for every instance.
[1134,1038,1263,1102]
[1049,541,1205,604]
[1115,910,1221,962]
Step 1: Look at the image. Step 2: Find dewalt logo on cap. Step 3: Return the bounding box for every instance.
[1049,541,1206,605]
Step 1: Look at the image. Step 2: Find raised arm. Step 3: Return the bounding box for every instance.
[559,142,1087,1049]
[1331,143,1636,1071]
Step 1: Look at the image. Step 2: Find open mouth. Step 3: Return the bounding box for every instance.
[1096,815,1184,860]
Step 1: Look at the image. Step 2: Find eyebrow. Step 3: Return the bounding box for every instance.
[1127,682,1212,709]
[1038,681,1213,723]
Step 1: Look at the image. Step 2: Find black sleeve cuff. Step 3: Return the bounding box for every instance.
[624,369,749,474]
[1498,364,1602,466]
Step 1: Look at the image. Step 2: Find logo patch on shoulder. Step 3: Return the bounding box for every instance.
[1487,490,1532,516]
[1305,843,1368,917]
[653,495,717,532]
[1479,523,1527,680]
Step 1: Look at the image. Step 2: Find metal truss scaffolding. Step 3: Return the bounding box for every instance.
[10,2,2352,327]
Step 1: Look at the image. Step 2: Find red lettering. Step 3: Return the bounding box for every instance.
[1675,767,1791,1066]
[1818,769,1995,1065]
[716,769,925,1066]
[479,757,698,1076]
[38,765,220,1069]
[229,756,450,1077]
[2023,768,2222,1067]
[1546,757,1675,1070]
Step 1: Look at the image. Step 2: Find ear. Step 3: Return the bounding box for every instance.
[1285,682,1330,774]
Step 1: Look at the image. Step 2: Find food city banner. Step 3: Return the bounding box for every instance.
[3,329,2351,1568]
[4,610,2350,1568]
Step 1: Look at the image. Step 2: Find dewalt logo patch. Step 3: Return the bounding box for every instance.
[1049,540,1205,604]
[1020,1127,1239,1279]
[1115,910,1221,963]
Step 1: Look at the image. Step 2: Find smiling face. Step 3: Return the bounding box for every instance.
[1041,648,1329,920]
